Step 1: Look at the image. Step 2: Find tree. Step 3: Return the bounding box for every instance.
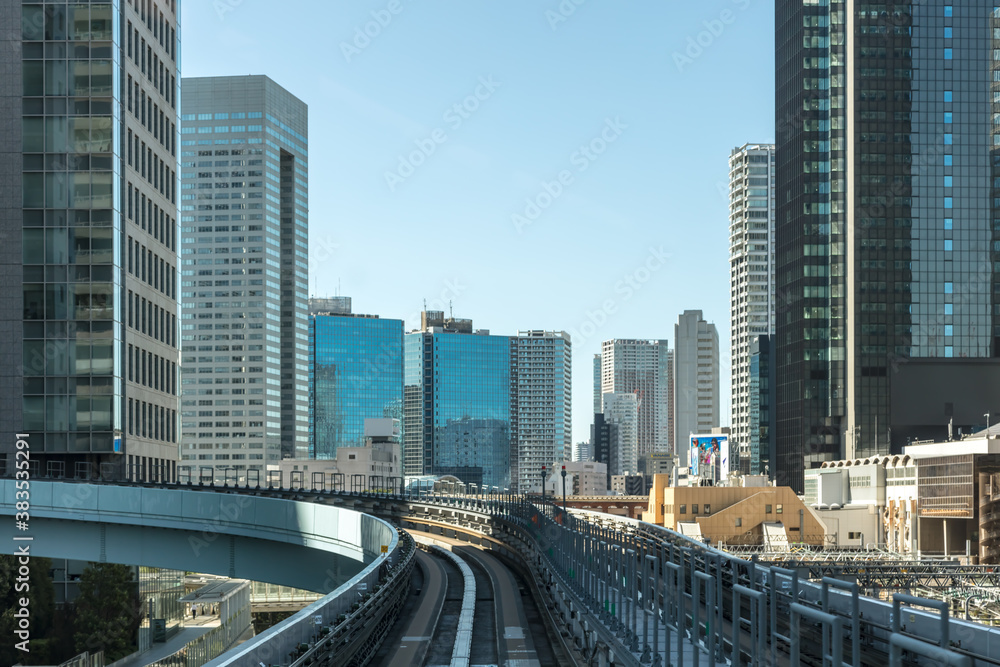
[0,555,55,666]
[73,563,141,662]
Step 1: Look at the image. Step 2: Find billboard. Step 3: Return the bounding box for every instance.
[689,434,729,483]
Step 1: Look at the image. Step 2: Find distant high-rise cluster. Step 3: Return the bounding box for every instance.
[401,312,571,492]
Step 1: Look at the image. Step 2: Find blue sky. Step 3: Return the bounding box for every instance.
[181,0,775,444]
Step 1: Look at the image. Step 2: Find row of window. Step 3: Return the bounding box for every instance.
[127,184,175,251]
[127,77,175,156]
[127,342,176,396]
[127,289,176,349]
[127,135,176,204]
[126,397,176,443]
[127,236,175,300]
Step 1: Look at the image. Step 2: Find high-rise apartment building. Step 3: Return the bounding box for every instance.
[666,349,675,456]
[601,392,638,476]
[403,312,511,489]
[1,1,181,481]
[775,1,1000,491]
[673,310,719,467]
[511,330,571,493]
[178,76,308,483]
[593,353,602,415]
[309,299,403,459]
[599,339,670,471]
[729,143,776,475]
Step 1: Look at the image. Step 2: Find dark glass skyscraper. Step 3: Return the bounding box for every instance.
[776,1,1000,491]
[309,303,403,459]
[1,0,181,481]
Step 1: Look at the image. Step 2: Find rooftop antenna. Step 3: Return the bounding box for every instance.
[449,300,453,319]
[337,278,341,298]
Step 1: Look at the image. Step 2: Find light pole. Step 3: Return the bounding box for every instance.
[986,413,992,435]
[541,466,547,501]
[561,465,568,514]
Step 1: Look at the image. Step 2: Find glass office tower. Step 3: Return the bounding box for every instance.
[403,312,511,489]
[309,304,403,459]
[776,1,1000,491]
[178,76,308,483]
[1,0,181,481]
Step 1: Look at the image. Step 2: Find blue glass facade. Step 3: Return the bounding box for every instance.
[403,330,512,489]
[309,314,403,458]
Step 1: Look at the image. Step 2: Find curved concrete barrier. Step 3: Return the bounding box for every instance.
[422,541,475,667]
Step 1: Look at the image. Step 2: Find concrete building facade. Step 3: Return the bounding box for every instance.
[673,311,720,467]
[511,330,572,493]
[179,76,309,484]
[600,339,670,471]
[729,143,776,475]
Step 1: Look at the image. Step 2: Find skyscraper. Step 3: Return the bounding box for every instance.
[511,330,572,493]
[403,312,511,489]
[1,1,181,481]
[748,335,774,477]
[178,76,308,483]
[775,1,1000,490]
[600,339,670,471]
[593,353,602,415]
[729,143,776,474]
[673,310,719,468]
[601,391,638,477]
[309,299,403,459]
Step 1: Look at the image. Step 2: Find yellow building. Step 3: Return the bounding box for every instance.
[642,475,825,547]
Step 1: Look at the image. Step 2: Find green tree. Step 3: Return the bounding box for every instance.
[0,555,55,666]
[73,563,141,662]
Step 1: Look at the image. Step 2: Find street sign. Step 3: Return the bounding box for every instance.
[381,545,388,553]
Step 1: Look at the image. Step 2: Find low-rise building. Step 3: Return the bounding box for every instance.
[543,461,608,497]
[643,474,824,547]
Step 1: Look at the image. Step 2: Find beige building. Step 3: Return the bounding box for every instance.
[642,474,824,547]
[268,440,401,491]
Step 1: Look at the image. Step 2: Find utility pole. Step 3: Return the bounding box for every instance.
[561,465,568,514]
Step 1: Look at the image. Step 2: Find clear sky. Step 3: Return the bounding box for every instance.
[180,0,775,445]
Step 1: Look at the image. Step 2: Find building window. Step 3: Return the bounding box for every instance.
[692,504,699,515]
[703,504,711,515]
[776,504,783,514]
[765,504,773,514]
[679,504,686,514]
[735,517,742,527]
